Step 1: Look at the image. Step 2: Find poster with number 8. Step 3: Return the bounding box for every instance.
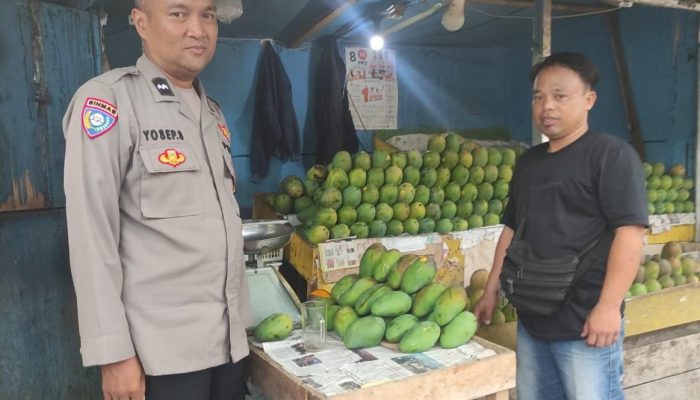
[345,47,398,130]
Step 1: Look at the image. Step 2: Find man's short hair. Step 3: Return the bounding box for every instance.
[530,52,600,89]
[134,0,145,9]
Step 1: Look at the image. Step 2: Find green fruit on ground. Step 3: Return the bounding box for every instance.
[338,206,358,226]
[444,182,462,202]
[423,150,441,169]
[470,269,490,290]
[441,201,457,219]
[343,316,386,349]
[450,165,470,186]
[334,306,359,338]
[428,135,447,153]
[399,321,441,353]
[255,313,293,342]
[325,168,349,190]
[430,286,469,326]
[468,288,484,307]
[452,217,468,231]
[330,224,351,239]
[467,215,484,229]
[498,165,513,183]
[683,178,694,190]
[403,166,421,186]
[343,186,362,208]
[644,279,662,293]
[307,164,328,182]
[669,164,686,177]
[379,185,399,205]
[272,193,294,214]
[353,151,372,171]
[350,222,369,239]
[294,196,314,213]
[331,274,359,303]
[671,176,684,191]
[372,150,391,169]
[458,149,474,169]
[356,203,376,223]
[439,311,478,348]
[677,189,690,202]
[420,168,438,187]
[303,179,320,197]
[477,182,494,201]
[314,187,343,209]
[385,314,420,343]
[412,282,448,318]
[461,140,478,153]
[361,185,380,205]
[392,203,410,221]
[436,218,453,234]
[461,183,479,202]
[642,162,652,178]
[391,152,407,169]
[419,218,436,234]
[406,149,423,168]
[385,165,403,186]
[402,256,438,294]
[487,149,502,166]
[655,201,666,214]
[312,208,337,228]
[414,185,430,204]
[483,213,500,226]
[368,220,387,238]
[472,147,489,168]
[501,148,517,166]
[658,259,672,276]
[409,202,427,220]
[298,205,319,224]
[359,243,387,278]
[483,165,499,184]
[661,241,683,259]
[457,200,474,219]
[435,167,451,189]
[674,201,685,214]
[445,132,463,152]
[488,199,503,215]
[660,175,673,190]
[670,258,683,274]
[355,284,392,316]
[397,183,416,204]
[634,265,646,283]
[629,282,647,296]
[647,176,661,190]
[666,189,679,202]
[426,202,442,220]
[332,151,353,172]
[403,218,420,234]
[682,256,697,275]
[651,162,665,177]
[648,203,656,215]
[429,187,445,204]
[647,189,658,203]
[656,190,667,203]
[387,254,420,289]
[326,304,341,331]
[371,291,413,317]
[281,176,305,198]
[339,277,377,306]
[375,202,394,223]
[367,167,385,187]
[469,166,485,185]
[386,219,405,236]
[672,272,687,286]
[684,201,695,212]
[441,150,459,169]
[473,199,488,216]
[659,275,675,289]
[348,168,367,188]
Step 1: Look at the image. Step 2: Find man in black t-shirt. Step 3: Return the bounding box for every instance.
[474,53,648,400]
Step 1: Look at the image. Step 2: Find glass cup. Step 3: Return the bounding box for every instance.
[301,300,327,351]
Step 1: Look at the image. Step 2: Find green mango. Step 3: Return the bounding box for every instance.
[370,291,412,317]
[439,311,478,348]
[254,313,293,342]
[338,277,377,306]
[399,321,441,353]
[411,282,448,318]
[372,249,402,282]
[330,274,359,303]
[343,316,386,349]
[401,256,438,294]
[334,306,359,339]
[385,314,419,343]
[359,243,387,278]
[386,254,419,289]
[430,286,468,326]
[355,284,392,316]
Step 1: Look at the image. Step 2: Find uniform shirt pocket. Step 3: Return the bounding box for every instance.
[139,144,203,218]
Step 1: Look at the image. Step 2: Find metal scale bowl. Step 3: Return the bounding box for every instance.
[242,219,294,268]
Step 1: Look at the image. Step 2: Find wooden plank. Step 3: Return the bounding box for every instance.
[621,0,700,11]
[474,0,608,12]
[531,0,551,146]
[249,345,328,400]
[624,284,700,336]
[290,0,357,48]
[623,368,700,400]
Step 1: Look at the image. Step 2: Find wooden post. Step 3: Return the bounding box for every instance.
[532,0,551,146]
[696,25,700,242]
[289,0,357,48]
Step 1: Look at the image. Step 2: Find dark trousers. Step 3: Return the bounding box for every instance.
[146,358,247,400]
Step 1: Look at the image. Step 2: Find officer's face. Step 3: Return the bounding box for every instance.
[532,65,596,142]
[133,0,218,86]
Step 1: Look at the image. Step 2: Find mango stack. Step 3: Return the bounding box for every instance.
[643,162,695,215]
[270,133,524,244]
[628,241,700,297]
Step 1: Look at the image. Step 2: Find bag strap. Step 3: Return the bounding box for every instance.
[571,230,614,285]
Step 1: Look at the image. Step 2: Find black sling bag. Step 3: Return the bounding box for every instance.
[499,217,612,316]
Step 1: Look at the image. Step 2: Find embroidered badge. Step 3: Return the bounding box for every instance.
[82,97,118,139]
[152,78,174,96]
[218,124,231,142]
[158,148,186,167]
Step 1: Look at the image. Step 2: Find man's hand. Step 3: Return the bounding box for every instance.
[581,302,621,347]
[101,356,145,400]
[473,288,499,327]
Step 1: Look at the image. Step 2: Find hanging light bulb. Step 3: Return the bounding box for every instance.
[216,0,243,23]
[369,18,384,50]
[442,0,465,32]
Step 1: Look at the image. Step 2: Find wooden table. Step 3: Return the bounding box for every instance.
[249,337,516,400]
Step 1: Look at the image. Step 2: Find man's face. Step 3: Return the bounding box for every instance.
[532,65,596,141]
[132,0,218,84]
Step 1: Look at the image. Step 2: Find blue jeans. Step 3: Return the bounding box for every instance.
[516,322,624,400]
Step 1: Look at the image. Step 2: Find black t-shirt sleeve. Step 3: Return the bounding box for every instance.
[597,144,649,229]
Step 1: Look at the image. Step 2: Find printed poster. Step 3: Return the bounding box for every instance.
[345,47,398,130]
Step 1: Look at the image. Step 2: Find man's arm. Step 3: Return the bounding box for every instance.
[474,226,514,326]
[581,225,645,347]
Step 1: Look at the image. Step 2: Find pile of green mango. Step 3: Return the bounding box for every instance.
[269,133,524,244]
[643,162,695,215]
[324,243,479,352]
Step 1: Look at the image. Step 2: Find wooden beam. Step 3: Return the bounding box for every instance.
[696,25,700,241]
[609,0,700,12]
[290,0,357,48]
[474,0,611,13]
[531,0,551,146]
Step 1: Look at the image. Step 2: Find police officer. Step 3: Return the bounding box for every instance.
[62,0,252,399]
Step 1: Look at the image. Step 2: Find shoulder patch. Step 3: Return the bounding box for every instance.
[152,78,174,96]
[82,97,118,139]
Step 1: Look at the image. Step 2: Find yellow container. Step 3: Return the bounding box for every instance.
[646,224,695,244]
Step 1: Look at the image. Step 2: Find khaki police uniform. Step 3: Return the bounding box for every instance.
[63,56,252,375]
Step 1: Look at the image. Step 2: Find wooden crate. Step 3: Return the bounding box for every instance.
[624,283,700,337]
[646,224,695,244]
[249,336,515,400]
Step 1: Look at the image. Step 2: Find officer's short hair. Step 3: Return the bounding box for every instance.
[134,0,146,10]
[530,52,600,89]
